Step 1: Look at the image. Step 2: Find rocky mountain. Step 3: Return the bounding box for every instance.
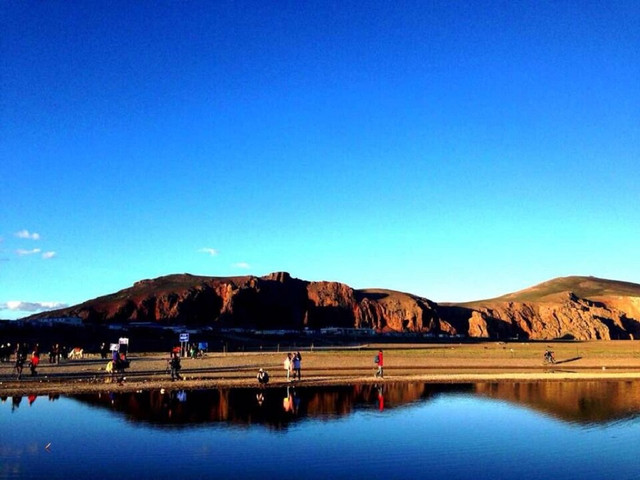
[439,276,640,340]
[26,271,442,333]
[26,273,640,341]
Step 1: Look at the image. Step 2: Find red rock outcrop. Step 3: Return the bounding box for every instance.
[26,274,640,340]
[30,272,442,334]
[439,279,640,340]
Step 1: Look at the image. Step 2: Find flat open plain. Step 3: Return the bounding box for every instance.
[3,341,640,396]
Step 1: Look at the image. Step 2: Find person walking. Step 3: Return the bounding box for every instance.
[375,349,384,378]
[14,345,25,380]
[169,352,182,381]
[29,349,40,376]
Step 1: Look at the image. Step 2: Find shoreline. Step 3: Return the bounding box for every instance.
[4,371,640,397]
[4,344,640,396]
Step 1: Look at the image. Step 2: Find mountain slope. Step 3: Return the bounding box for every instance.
[27,272,443,334]
[26,273,640,341]
[442,276,640,340]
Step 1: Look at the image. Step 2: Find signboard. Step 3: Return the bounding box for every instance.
[118,337,129,354]
[179,333,189,342]
[109,343,119,352]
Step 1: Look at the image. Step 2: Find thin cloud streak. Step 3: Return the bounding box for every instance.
[16,248,41,256]
[42,251,56,259]
[199,248,219,256]
[0,301,68,312]
[234,262,250,269]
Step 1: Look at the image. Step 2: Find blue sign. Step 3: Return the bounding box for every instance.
[179,333,189,342]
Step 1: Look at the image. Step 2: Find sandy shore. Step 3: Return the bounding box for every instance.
[3,341,640,396]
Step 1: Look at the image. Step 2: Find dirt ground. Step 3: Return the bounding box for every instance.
[3,341,640,396]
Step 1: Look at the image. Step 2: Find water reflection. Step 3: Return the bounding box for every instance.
[2,393,60,412]
[475,380,640,424]
[67,383,432,430]
[5,381,640,427]
[4,382,640,480]
[39,380,640,428]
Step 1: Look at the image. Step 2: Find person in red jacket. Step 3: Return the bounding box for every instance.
[375,349,384,378]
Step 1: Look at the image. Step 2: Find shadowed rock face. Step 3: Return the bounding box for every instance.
[29,272,441,334]
[26,273,640,340]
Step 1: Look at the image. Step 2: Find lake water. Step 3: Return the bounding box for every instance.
[2,381,640,479]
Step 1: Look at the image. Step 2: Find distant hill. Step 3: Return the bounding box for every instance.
[476,276,640,304]
[442,276,640,340]
[26,273,640,341]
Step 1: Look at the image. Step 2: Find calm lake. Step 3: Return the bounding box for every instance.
[2,381,640,479]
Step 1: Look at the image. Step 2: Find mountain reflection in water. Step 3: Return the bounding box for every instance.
[69,380,640,428]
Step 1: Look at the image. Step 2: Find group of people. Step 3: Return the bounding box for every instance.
[105,348,131,383]
[256,349,384,387]
[283,351,302,381]
[2,342,73,369]
[11,343,40,379]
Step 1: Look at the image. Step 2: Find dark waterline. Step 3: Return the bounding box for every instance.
[2,381,640,479]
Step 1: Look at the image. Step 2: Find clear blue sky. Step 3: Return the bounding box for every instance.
[1,1,639,319]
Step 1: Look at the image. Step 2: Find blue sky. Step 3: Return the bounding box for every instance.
[1,1,639,319]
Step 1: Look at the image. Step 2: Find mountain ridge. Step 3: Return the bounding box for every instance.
[25,273,640,340]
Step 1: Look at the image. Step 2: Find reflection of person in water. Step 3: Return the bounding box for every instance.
[292,387,300,414]
[283,386,294,413]
[377,384,384,411]
[256,392,264,406]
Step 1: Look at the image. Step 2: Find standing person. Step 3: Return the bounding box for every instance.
[29,349,40,376]
[293,351,302,381]
[284,353,292,382]
[375,349,384,378]
[14,345,26,380]
[170,352,182,381]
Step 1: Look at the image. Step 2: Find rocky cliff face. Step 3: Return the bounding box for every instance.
[28,273,640,340]
[35,272,443,334]
[439,285,640,340]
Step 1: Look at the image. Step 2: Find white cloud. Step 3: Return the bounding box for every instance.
[233,262,251,269]
[0,301,68,313]
[42,251,57,259]
[15,229,40,240]
[16,248,41,256]
[199,247,219,256]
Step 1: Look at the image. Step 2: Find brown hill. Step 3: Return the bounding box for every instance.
[27,274,640,341]
[27,272,443,334]
[441,276,640,340]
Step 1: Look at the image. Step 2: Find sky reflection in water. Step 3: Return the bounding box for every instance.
[2,382,640,480]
